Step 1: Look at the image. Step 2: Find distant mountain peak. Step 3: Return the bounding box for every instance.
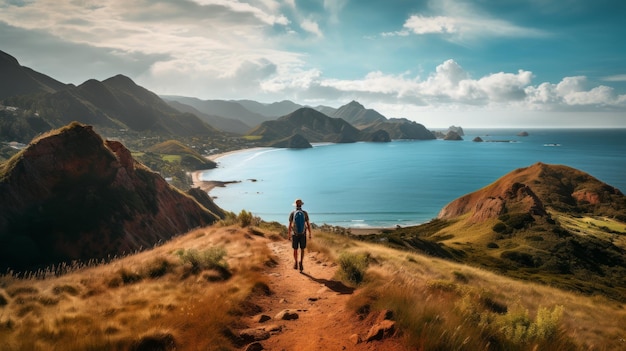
[333,100,386,127]
[347,100,365,108]
[103,74,138,89]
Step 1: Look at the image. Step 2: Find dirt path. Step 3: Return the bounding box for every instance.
[239,240,408,351]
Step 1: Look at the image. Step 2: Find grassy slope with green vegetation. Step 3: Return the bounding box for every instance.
[356,163,626,302]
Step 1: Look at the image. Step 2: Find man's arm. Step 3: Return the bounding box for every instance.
[288,221,292,240]
[305,211,312,238]
[288,212,293,240]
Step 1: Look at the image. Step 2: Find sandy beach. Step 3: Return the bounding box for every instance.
[190,148,260,192]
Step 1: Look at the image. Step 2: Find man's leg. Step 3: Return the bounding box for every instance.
[299,249,305,271]
[293,249,298,269]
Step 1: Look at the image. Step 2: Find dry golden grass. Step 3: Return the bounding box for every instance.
[314,231,626,351]
[1,224,625,350]
[0,225,274,351]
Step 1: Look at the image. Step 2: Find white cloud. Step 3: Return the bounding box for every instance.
[259,59,626,114]
[523,76,625,109]
[385,0,548,41]
[403,15,459,34]
[602,74,626,82]
[300,18,323,38]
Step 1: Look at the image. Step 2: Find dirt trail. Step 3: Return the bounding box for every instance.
[240,240,408,351]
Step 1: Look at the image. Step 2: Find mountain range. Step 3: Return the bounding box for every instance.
[1,49,437,148]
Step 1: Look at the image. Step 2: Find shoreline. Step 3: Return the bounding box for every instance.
[190,147,400,234]
[191,147,262,192]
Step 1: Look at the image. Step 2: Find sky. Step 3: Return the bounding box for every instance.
[1,0,625,128]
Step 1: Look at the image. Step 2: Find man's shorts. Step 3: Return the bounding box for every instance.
[292,234,307,249]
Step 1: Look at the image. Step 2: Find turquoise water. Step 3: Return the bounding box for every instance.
[201,129,626,228]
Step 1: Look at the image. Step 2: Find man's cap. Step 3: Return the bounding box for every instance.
[293,198,304,206]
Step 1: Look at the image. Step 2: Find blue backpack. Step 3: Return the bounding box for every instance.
[293,209,306,235]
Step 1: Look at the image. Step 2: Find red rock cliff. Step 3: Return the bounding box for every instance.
[0,122,221,271]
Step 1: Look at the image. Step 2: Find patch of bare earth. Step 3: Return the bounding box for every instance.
[239,240,409,351]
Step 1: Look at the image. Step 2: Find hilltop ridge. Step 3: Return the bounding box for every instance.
[0,123,223,271]
[363,162,626,301]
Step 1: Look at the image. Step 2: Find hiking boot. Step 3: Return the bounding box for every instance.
[299,262,303,272]
[293,262,298,270]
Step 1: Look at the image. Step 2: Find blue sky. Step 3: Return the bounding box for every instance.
[1,0,625,127]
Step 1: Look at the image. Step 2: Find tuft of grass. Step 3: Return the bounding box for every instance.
[143,257,175,278]
[492,304,564,344]
[0,290,9,306]
[336,252,370,286]
[175,247,230,278]
[218,210,262,228]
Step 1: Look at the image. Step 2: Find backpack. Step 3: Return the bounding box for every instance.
[293,209,306,235]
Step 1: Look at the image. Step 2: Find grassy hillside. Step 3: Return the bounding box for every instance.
[1,219,624,350]
[359,163,626,302]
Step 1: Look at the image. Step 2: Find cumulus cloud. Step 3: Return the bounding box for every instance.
[262,59,626,112]
[384,0,548,41]
[525,76,625,109]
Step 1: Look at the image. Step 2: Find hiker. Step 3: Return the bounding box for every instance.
[288,198,311,272]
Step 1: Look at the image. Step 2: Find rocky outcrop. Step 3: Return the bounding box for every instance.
[0,122,222,271]
[363,129,391,142]
[448,125,464,136]
[443,131,463,140]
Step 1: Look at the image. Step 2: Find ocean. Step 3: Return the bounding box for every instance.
[200,129,626,228]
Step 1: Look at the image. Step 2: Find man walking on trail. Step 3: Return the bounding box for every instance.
[288,198,311,272]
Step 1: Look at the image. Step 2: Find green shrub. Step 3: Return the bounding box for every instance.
[238,210,253,227]
[493,305,564,344]
[337,252,369,285]
[176,247,229,277]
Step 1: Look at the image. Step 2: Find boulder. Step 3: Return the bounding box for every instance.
[274,309,299,320]
[365,320,396,342]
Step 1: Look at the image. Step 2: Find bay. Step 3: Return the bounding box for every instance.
[201,129,626,228]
